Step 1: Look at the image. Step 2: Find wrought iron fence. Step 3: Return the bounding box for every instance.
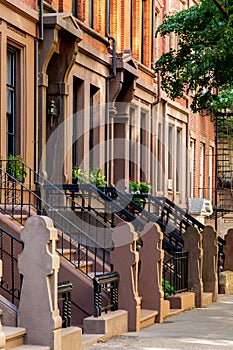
[93,272,119,317]
[0,160,112,277]
[58,280,73,328]
[163,251,188,298]
[0,226,24,304]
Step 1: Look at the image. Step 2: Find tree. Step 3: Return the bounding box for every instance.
[155,0,233,113]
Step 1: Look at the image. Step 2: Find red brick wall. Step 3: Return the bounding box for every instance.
[20,0,37,9]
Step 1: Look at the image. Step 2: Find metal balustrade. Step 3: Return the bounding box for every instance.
[0,226,23,304]
[93,272,119,317]
[58,280,73,328]
[163,251,188,297]
[0,160,112,276]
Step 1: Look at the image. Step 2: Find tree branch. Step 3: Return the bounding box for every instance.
[212,0,229,21]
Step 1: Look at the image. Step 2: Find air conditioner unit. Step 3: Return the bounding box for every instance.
[168,179,173,190]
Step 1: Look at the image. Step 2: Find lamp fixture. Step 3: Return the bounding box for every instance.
[48,100,58,127]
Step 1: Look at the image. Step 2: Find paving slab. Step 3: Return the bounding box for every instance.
[84,295,233,350]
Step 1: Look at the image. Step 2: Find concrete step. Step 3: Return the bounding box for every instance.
[203,292,213,307]
[4,215,28,225]
[3,326,26,349]
[165,308,184,318]
[75,261,93,274]
[81,334,105,349]
[10,345,50,350]
[62,326,82,350]
[57,248,76,261]
[140,309,158,329]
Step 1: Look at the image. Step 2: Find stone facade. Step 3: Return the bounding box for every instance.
[0,0,216,210]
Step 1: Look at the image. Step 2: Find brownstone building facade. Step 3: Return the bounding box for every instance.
[0,0,216,211]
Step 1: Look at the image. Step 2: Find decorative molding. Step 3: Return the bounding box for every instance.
[7,23,26,38]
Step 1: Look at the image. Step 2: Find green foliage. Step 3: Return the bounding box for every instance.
[155,0,233,113]
[129,178,140,192]
[89,168,107,187]
[162,279,175,298]
[7,154,28,181]
[72,165,107,186]
[72,165,89,183]
[129,178,151,194]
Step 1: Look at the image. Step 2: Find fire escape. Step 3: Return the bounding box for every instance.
[215,112,233,217]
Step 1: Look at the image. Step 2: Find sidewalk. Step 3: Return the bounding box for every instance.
[85,294,233,350]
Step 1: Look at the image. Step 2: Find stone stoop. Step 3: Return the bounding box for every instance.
[61,326,82,350]
[163,292,196,319]
[83,310,128,339]
[9,346,50,350]
[167,292,195,311]
[140,309,158,329]
[3,326,26,349]
[202,292,213,307]
[81,334,105,349]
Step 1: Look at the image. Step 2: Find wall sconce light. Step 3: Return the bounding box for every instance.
[48,100,58,127]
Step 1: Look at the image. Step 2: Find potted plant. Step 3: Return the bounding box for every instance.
[129,178,140,193]
[139,181,151,194]
[72,165,88,184]
[6,154,28,182]
[89,168,107,187]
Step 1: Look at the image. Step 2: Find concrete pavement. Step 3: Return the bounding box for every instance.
[85,294,233,350]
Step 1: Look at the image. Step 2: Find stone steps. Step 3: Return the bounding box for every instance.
[81,334,105,349]
[140,309,158,329]
[3,326,26,349]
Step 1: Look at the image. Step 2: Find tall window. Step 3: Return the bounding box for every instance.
[89,85,99,169]
[199,143,205,198]
[140,111,147,180]
[72,0,78,18]
[6,47,17,156]
[189,139,195,198]
[141,0,146,64]
[168,125,173,184]
[129,107,135,179]
[176,128,181,192]
[208,146,213,200]
[157,123,162,191]
[73,78,84,166]
[89,0,94,28]
[130,0,134,52]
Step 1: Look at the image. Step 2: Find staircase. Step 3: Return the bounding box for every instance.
[215,112,233,213]
[0,160,224,333]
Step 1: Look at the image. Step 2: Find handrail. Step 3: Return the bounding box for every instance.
[93,271,119,317]
[96,187,185,251]
[0,161,112,276]
[0,226,24,304]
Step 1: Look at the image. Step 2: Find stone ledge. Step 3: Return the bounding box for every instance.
[167,292,195,310]
[83,310,128,338]
[219,270,233,294]
[61,327,82,350]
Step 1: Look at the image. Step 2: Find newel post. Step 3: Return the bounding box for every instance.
[18,216,62,350]
[183,226,203,307]
[110,222,141,332]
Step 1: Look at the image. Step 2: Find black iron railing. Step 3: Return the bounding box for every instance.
[0,226,24,304]
[58,280,73,328]
[163,251,188,298]
[93,272,119,317]
[0,160,112,277]
[96,187,184,254]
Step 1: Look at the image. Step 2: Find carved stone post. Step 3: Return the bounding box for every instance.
[202,226,218,302]
[110,223,141,331]
[138,223,164,323]
[183,226,203,307]
[18,216,62,350]
[223,228,233,271]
